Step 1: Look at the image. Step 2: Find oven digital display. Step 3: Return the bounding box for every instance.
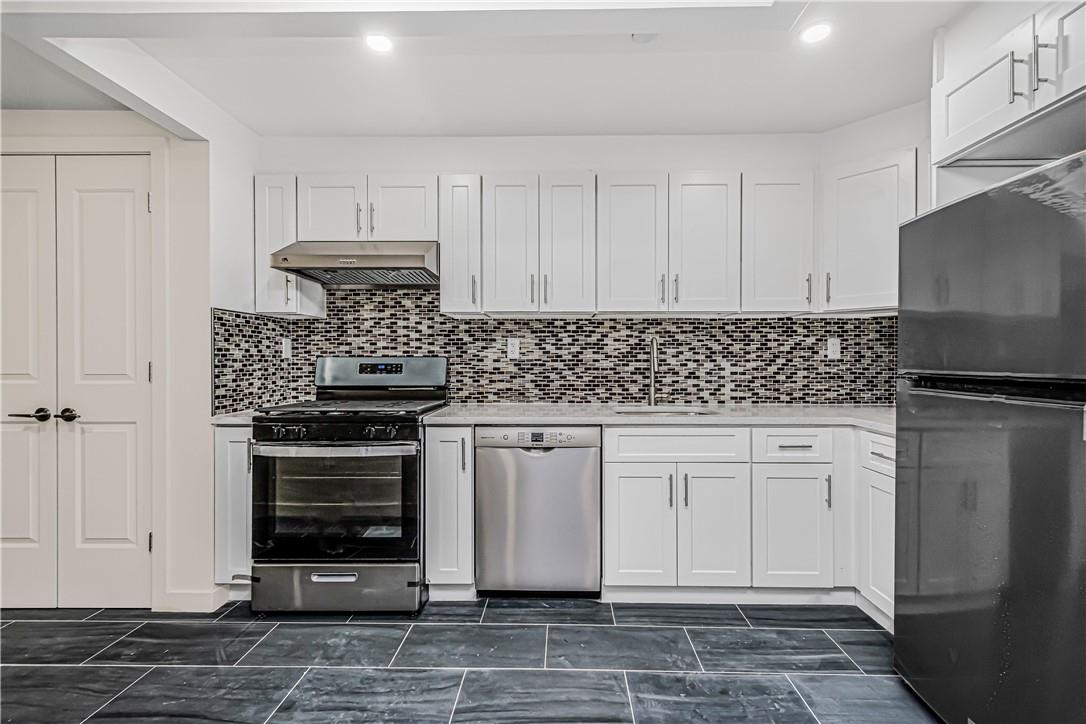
[359,363,403,375]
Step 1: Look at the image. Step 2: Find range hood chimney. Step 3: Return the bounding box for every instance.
[270,241,439,288]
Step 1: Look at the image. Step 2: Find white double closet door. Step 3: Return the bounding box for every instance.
[2,155,153,608]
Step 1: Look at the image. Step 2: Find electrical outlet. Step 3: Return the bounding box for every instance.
[506,337,521,360]
[826,337,841,360]
[281,337,292,359]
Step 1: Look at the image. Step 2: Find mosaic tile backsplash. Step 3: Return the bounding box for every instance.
[212,288,897,416]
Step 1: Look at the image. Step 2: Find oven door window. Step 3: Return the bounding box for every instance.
[252,443,420,561]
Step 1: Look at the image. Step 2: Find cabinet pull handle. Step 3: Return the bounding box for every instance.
[1008,51,1028,103]
[673,274,679,304]
[356,202,363,235]
[471,275,477,305]
[871,450,894,461]
[825,273,831,303]
[1033,35,1056,90]
[247,438,254,472]
[659,274,666,305]
[826,474,833,509]
[683,473,689,507]
[778,444,814,450]
[369,202,375,234]
[668,473,674,508]
[543,274,548,304]
[805,273,812,305]
[460,437,467,471]
[285,275,292,305]
[530,274,536,304]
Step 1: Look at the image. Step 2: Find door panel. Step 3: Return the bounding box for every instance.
[540,172,595,313]
[424,428,473,584]
[1,155,58,607]
[752,463,834,587]
[438,175,482,315]
[369,173,438,241]
[859,468,895,614]
[597,173,668,312]
[740,172,814,312]
[677,462,751,587]
[604,463,676,586]
[668,171,741,313]
[55,155,152,607]
[297,173,366,241]
[482,174,539,312]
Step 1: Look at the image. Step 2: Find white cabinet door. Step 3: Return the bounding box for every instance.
[677,462,751,587]
[752,463,834,588]
[740,172,814,313]
[254,174,325,317]
[1,155,58,608]
[297,172,366,241]
[1035,2,1086,106]
[931,16,1035,163]
[439,174,482,315]
[597,172,668,312]
[214,426,252,585]
[823,149,916,311]
[55,156,153,607]
[368,173,438,241]
[668,171,741,313]
[858,467,895,615]
[424,427,474,585]
[540,172,596,313]
[604,462,677,586]
[482,173,539,312]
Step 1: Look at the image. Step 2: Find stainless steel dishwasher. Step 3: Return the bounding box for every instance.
[474,426,601,594]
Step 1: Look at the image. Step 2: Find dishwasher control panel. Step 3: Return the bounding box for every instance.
[474,426,602,449]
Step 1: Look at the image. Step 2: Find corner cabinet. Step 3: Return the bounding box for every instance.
[424,427,474,585]
[740,172,815,313]
[254,174,324,317]
[438,174,483,315]
[214,425,252,585]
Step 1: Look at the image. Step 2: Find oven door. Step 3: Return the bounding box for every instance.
[251,442,420,561]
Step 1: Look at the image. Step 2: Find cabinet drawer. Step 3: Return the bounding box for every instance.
[604,427,750,463]
[752,428,832,463]
[859,431,896,476]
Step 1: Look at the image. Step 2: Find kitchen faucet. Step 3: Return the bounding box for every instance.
[648,336,659,406]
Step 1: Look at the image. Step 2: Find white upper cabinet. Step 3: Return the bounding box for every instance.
[822,149,916,311]
[482,173,540,313]
[540,172,596,313]
[254,174,325,317]
[368,173,438,241]
[1035,1,1086,106]
[438,174,482,315]
[741,172,814,313]
[668,171,741,313]
[297,173,367,241]
[752,462,835,588]
[931,16,1035,163]
[597,172,668,312]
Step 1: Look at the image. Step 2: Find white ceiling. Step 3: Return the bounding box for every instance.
[1,37,127,110]
[127,1,965,136]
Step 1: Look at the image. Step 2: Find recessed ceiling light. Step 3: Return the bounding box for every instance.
[365,35,394,53]
[800,22,832,44]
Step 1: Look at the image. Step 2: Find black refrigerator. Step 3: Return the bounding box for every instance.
[895,150,1086,724]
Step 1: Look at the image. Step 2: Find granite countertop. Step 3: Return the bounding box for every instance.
[424,403,895,435]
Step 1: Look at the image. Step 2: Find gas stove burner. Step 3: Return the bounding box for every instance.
[255,398,445,417]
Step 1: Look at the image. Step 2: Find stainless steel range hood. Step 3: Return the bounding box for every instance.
[270,241,439,288]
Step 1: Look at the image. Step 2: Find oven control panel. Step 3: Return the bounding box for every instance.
[474,426,602,449]
[254,422,419,443]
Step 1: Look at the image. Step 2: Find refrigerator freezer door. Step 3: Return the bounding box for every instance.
[895,379,1086,724]
[898,152,1085,378]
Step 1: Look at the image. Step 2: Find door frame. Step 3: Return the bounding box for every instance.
[4,136,169,609]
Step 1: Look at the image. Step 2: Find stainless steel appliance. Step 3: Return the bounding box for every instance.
[248,357,447,612]
[896,151,1086,724]
[475,426,601,594]
[270,240,439,287]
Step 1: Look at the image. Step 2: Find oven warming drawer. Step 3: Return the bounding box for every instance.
[251,563,424,612]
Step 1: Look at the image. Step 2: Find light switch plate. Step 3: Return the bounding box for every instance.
[826,337,841,360]
[506,337,520,360]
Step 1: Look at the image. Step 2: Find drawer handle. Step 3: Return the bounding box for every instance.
[871,450,894,461]
[311,573,359,583]
[778,444,814,450]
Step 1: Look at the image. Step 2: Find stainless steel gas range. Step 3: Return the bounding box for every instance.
[248,356,447,613]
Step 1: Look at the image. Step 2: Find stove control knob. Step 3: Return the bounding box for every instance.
[364,425,377,439]
[383,425,397,438]
[296,426,307,440]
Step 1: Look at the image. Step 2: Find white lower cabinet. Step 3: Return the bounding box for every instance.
[424,427,474,585]
[752,463,834,588]
[604,461,751,587]
[214,425,252,585]
[857,466,895,615]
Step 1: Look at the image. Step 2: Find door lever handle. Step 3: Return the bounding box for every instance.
[8,408,51,422]
[57,408,81,422]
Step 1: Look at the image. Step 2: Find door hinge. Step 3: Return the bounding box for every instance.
[147,192,152,214]
[148,361,152,382]
[148,531,153,552]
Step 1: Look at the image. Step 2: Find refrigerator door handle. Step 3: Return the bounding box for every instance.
[908,388,1086,411]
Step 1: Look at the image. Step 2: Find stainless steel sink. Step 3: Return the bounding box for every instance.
[611,405,715,416]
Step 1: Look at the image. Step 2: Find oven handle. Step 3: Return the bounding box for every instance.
[252,443,419,458]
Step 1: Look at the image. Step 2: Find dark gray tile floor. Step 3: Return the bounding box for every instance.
[0,599,938,723]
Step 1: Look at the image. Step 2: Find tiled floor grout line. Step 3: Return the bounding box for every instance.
[785,673,822,724]
[387,623,413,667]
[682,627,706,672]
[623,671,637,724]
[823,629,866,675]
[447,669,467,724]
[215,600,243,622]
[609,602,617,625]
[79,622,146,665]
[262,665,309,724]
[234,622,279,666]
[82,609,105,621]
[736,606,754,628]
[543,625,549,668]
[478,598,488,624]
[77,665,155,723]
